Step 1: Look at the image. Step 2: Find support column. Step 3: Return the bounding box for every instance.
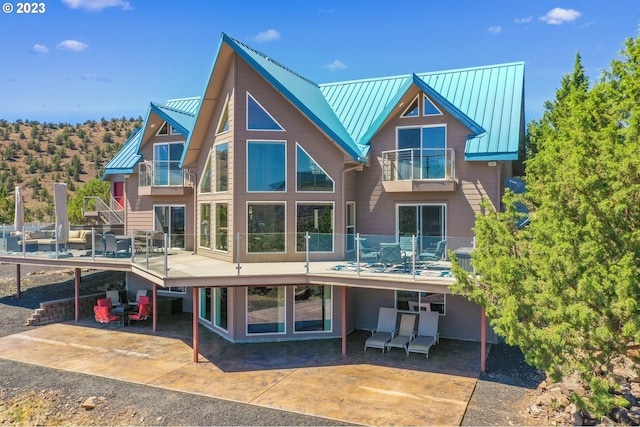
[74,268,80,321]
[342,286,347,356]
[152,283,157,332]
[481,306,486,373]
[193,287,199,363]
[15,264,21,299]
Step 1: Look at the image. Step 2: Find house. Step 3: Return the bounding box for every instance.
[97,32,524,348]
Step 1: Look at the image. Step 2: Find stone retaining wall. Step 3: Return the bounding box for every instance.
[26,293,105,326]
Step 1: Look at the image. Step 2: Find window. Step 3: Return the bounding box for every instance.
[396,291,446,315]
[247,93,284,131]
[401,96,419,117]
[294,285,332,332]
[200,288,212,322]
[217,97,230,134]
[200,151,212,193]
[154,205,185,249]
[247,286,285,334]
[247,203,285,253]
[296,144,334,192]
[153,142,184,186]
[156,122,169,135]
[200,203,210,248]
[346,202,356,252]
[247,141,286,192]
[296,203,333,252]
[397,125,446,179]
[162,287,186,294]
[215,287,228,330]
[423,95,442,116]
[215,203,228,252]
[215,143,228,192]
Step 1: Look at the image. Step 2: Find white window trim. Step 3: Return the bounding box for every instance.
[198,202,212,250]
[295,142,335,193]
[423,94,443,116]
[400,95,420,118]
[346,201,356,253]
[246,286,287,335]
[198,148,213,194]
[216,94,231,135]
[198,288,212,324]
[213,287,229,332]
[169,125,181,135]
[246,201,287,255]
[155,121,169,136]
[395,203,447,241]
[214,142,229,194]
[246,139,287,193]
[246,92,285,132]
[293,285,333,334]
[294,201,335,254]
[213,202,229,253]
[159,287,186,295]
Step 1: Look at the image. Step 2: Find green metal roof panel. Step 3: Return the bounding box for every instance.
[164,97,201,115]
[102,128,143,178]
[150,102,197,137]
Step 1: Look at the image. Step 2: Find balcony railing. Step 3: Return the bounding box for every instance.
[382,148,455,181]
[138,161,193,187]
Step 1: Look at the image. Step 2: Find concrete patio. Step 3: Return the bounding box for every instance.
[0,314,482,426]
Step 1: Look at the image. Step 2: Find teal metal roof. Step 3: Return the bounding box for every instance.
[103,97,200,178]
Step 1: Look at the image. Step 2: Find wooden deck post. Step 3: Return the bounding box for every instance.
[193,287,199,363]
[15,264,21,299]
[342,286,347,356]
[74,268,80,321]
[152,283,157,332]
[481,306,486,373]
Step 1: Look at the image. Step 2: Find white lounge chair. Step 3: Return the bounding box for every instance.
[407,311,440,358]
[129,289,148,306]
[105,290,121,307]
[385,313,417,354]
[364,307,397,352]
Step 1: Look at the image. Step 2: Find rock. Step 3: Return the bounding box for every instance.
[81,396,96,410]
[572,411,583,426]
[628,406,640,425]
[611,407,630,424]
[598,415,616,426]
[156,416,163,422]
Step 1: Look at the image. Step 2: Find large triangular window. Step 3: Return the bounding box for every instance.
[156,121,169,135]
[247,93,284,131]
[296,143,334,192]
[423,95,442,116]
[401,96,419,118]
[199,150,212,193]
[216,96,230,134]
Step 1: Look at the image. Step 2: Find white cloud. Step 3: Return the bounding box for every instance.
[31,44,49,54]
[539,7,581,25]
[57,40,89,52]
[514,16,533,24]
[252,29,281,43]
[488,26,502,35]
[325,60,347,71]
[62,0,132,11]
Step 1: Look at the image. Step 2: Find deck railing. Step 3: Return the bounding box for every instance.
[381,148,455,181]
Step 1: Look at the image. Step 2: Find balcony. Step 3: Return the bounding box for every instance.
[381,148,456,192]
[138,161,193,196]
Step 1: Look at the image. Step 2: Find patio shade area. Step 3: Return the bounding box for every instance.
[0,321,479,426]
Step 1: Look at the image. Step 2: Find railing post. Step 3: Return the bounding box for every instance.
[305,231,310,274]
[22,225,25,257]
[236,232,241,276]
[356,233,361,277]
[145,231,149,270]
[163,233,168,276]
[91,227,95,261]
[412,234,416,280]
[130,229,135,262]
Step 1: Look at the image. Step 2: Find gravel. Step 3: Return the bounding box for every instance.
[0,262,546,426]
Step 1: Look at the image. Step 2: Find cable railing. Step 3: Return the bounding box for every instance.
[381,148,455,181]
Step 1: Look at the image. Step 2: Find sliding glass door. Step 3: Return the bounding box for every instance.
[397,204,445,252]
[154,205,185,249]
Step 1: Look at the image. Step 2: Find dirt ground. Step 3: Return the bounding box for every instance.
[0,262,546,426]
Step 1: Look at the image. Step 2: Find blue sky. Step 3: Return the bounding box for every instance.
[1,0,639,125]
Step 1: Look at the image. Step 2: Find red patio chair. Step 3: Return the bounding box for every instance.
[94,305,119,326]
[97,297,113,311]
[128,303,151,326]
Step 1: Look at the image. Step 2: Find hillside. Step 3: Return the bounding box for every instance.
[0,117,142,224]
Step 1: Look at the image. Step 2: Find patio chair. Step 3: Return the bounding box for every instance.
[128,302,152,326]
[93,305,119,326]
[385,313,417,354]
[364,307,398,352]
[93,234,105,255]
[359,238,379,264]
[419,240,446,262]
[106,290,121,307]
[379,243,406,269]
[97,297,113,311]
[104,234,118,258]
[407,311,440,358]
[129,290,148,306]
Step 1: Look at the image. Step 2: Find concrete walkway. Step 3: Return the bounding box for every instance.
[0,321,480,425]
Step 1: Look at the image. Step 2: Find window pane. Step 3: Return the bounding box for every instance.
[247,286,285,334]
[294,285,332,332]
[215,143,228,192]
[422,127,446,179]
[424,97,441,116]
[346,202,355,252]
[247,141,285,192]
[200,204,210,248]
[397,128,420,149]
[396,290,418,311]
[200,154,211,193]
[215,203,228,251]
[248,204,285,253]
[247,95,283,130]
[296,204,333,252]
[296,145,334,191]
[402,98,419,117]
[200,288,212,322]
[215,287,228,330]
